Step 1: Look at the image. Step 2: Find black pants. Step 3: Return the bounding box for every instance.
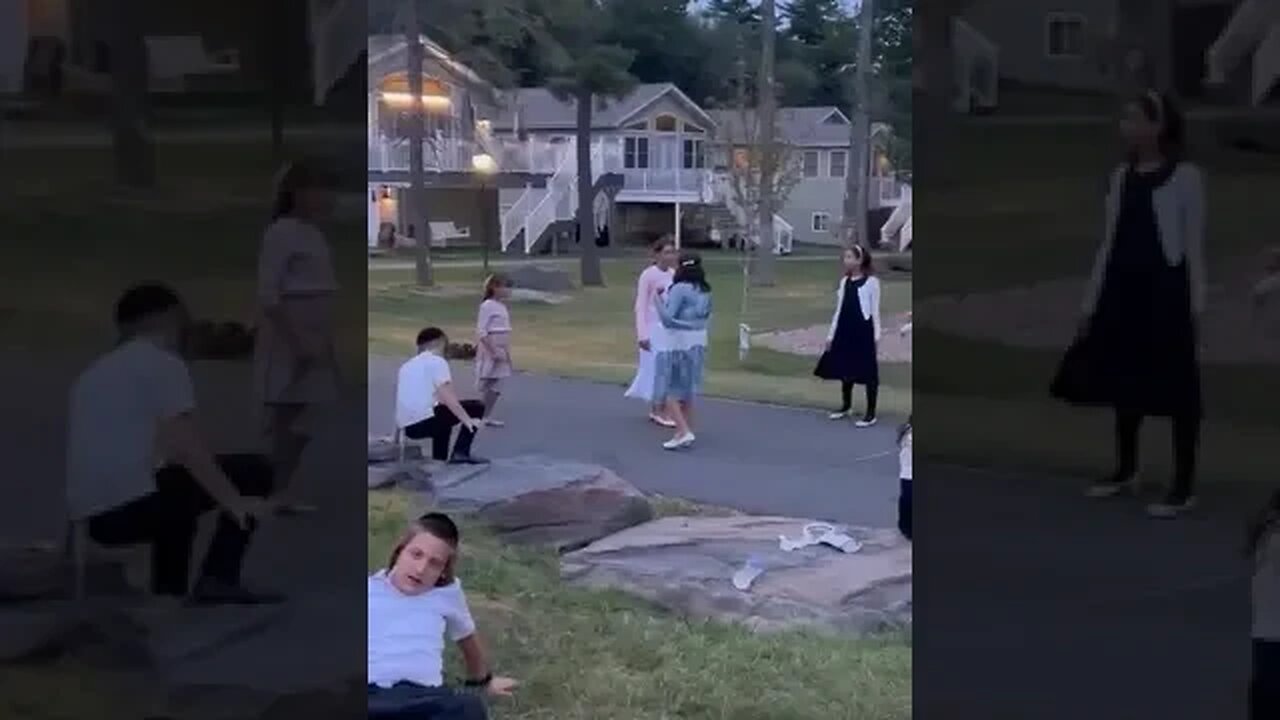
[405,401,485,461]
[87,454,273,596]
[368,682,487,720]
[897,478,912,541]
[840,380,878,419]
[1253,639,1280,720]
[1113,408,1199,500]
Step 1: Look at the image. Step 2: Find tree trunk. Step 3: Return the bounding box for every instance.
[576,88,604,287]
[266,0,286,159]
[752,0,778,287]
[844,0,874,248]
[914,1,966,193]
[110,0,154,188]
[405,3,434,287]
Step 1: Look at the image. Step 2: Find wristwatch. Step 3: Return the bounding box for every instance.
[464,672,493,688]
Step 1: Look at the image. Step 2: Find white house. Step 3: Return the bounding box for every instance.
[365,35,906,254]
[954,0,1280,111]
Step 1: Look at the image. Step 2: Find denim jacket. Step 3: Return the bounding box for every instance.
[656,282,712,331]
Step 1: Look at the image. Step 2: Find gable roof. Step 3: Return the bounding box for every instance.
[706,106,892,147]
[367,34,493,94]
[483,83,717,132]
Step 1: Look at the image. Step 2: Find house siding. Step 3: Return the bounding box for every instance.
[782,168,847,247]
[964,0,1122,92]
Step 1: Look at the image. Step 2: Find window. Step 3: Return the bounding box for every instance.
[654,114,678,132]
[812,212,831,232]
[1045,13,1086,58]
[829,150,847,178]
[624,136,650,168]
[682,139,705,169]
[802,150,820,178]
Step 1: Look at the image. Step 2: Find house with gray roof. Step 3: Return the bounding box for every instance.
[366,34,904,254]
[706,107,902,247]
[954,0,1279,111]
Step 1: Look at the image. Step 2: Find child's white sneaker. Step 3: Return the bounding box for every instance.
[855,417,878,428]
[662,433,696,450]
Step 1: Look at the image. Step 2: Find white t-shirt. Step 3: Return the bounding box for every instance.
[66,338,196,519]
[367,571,477,688]
[396,350,452,429]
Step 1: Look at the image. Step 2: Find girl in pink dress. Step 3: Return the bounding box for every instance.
[625,237,678,427]
[253,160,340,516]
[475,274,514,427]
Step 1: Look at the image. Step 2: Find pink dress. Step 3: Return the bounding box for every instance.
[624,265,674,402]
[475,298,513,387]
[252,218,339,433]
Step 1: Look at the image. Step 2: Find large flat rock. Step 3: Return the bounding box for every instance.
[435,455,654,552]
[561,516,912,637]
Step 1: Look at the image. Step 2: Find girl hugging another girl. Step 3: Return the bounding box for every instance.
[368,513,518,720]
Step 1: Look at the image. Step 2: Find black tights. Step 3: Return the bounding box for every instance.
[1112,408,1200,501]
[840,380,878,419]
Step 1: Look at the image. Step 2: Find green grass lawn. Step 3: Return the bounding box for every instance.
[368,493,912,720]
[916,118,1280,484]
[368,256,913,416]
[0,141,367,362]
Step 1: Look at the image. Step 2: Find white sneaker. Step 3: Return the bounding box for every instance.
[649,413,678,428]
[1146,496,1196,518]
[662,433,696,450]
[828,409,853,420]
[854,417,878,428]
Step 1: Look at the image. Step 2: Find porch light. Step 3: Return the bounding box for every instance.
[471,153,497,175]
[380,186,391,200]
[380,91,452,111]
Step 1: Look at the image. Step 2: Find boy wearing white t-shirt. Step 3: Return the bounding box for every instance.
[396,328,487,465]
[368,513,517,719]
[66,284,277,603]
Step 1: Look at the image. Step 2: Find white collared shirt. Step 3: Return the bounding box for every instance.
[395,350,452,429]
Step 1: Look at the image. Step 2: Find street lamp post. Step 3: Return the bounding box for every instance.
[472,152,498,273]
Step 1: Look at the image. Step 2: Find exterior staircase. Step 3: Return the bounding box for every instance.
[952,18,999,113]
[499,140,623,255]
[697,174,794,254]
[1205,0,1280,106]
[309,0,364,105]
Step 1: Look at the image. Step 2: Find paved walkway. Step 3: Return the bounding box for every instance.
[368,357,902,527]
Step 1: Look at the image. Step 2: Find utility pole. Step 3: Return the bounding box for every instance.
[844,0,874,248]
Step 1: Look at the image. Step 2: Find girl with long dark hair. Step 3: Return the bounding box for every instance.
[814,245,882,426]
[653,251,713,450]
[1050,90,1206,518]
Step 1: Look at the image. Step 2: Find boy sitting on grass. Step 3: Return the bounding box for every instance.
[368,512,518,720]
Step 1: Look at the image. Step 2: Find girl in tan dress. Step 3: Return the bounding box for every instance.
[475,274,514,427]
[253,161,340,515]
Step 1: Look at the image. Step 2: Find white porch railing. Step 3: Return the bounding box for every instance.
[952,18,998,112]
[708,172,792,253]
[368,134,569,174]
